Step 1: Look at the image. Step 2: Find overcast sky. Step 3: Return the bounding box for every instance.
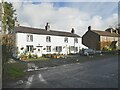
[9,1,118,36]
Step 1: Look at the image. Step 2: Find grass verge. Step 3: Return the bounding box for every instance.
[3,62,27,80]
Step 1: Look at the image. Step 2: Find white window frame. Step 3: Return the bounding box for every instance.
[64,37,68,43]
[26,45,34,52]
[46,36,51,42]
[75,47,78,52]
[70,46,75,51]
[56,46,62,52]
[46,46,51,52]
[74,38,78,43]
[27,35,33,42]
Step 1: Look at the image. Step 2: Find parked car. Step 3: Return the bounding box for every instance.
[80,49,95,56]
[95,50,102,55]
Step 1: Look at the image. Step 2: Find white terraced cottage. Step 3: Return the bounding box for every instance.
[14,23,87,57]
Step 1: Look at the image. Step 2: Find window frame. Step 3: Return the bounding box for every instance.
[46,46,51,52]
[64,37,68,43]
[26,45,34,52]
[46,36,51,42]
[56,46,62,52]
[74,38,78,43]
[27,34,33,42]
[75,47,78,52]
[70,46,75,51]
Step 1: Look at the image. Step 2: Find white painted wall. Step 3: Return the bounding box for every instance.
[16,32,87,57]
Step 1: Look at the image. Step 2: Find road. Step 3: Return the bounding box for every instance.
[6,56,119,88]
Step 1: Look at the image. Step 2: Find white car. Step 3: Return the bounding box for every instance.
[80,49,95,56]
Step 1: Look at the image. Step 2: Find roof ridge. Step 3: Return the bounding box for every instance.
[19,26,73,34]
[14,26,81,38]
[91,29,119,37]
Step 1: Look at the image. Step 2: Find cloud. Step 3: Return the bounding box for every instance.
[12,2,118,36]
[6,0,120,2]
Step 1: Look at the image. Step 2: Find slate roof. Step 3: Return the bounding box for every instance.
[92,30,120,37]
[14,26,81,38]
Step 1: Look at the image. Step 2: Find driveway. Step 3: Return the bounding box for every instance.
[5,56,118,88]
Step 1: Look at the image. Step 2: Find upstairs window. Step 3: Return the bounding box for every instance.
[27,35,33,42]
[46,36,51,42]
[64,38,68,43]
[74,38,78,43]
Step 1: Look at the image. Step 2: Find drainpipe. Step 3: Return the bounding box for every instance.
[74,38,75,54]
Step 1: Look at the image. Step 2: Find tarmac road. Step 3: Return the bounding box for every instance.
[4,56,119,88]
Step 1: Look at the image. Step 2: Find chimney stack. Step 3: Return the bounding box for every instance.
[105,28,113,33]
[71,28,75,33]
[110,28,113,33]
[88,26,91,31]
[115,30,118,34]
[45,22,50,31]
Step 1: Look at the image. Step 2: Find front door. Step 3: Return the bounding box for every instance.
[36,47,42,57]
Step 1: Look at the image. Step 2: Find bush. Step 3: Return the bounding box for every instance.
[103,46,112,51]
[42,54,46,57]
[33,54,38,59]
[19,55,27,60]
[28,53,32,58]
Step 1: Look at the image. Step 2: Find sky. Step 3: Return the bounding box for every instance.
[7,0,119,36]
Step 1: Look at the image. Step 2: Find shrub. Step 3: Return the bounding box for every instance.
[28,53,32,58]
[42,54,46,57]
[103,46,112,51]
[33,54,38,59]
[19,55,27,60]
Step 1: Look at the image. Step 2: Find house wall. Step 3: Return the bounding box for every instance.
[16,32,84,57]
[82,30,100,50]
[100,36,118,42]
[100,36,119,50]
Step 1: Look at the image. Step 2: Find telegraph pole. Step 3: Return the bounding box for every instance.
[0,0,4,89]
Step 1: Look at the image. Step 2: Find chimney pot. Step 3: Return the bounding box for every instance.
[45,22,50,31]
[88,26,91,31]
[105,28,114,33]
[115,30,118,34]
[71,28,75,33]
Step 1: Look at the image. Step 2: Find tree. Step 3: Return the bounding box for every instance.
[2,2,16,34]
[2,2,16,64]
[0,3,1,21]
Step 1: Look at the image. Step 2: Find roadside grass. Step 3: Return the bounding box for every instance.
[3,62,27,80]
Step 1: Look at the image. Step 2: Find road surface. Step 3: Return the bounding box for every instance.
[5,56,119,88]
